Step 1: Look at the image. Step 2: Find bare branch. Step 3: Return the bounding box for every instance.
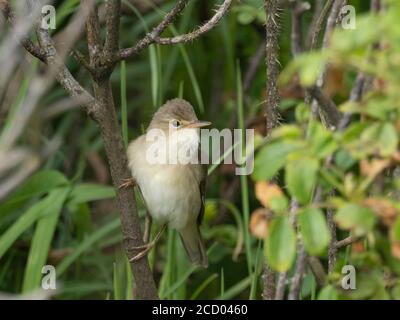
[154,0,233,45]
[264,0,282,136]
[244,40,266,93]
[307,256,327,287]
[288,242,307,300]
[308,0,334,51]
[71,49,94,72]
[104,0,121,62]
[262,264,276,300]
[274,272,287,300]
[37,28,97,116]
[289,0,311,57]
[0,0,46,61]
[118,0,190,60]
[335,235,363,249]
[307,85,342,128]
[327,207,337,273]
[305,0,323,48]
[84,1,103,67]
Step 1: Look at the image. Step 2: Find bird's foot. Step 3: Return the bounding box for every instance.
[129,225,166,262]
[119,177,136,189]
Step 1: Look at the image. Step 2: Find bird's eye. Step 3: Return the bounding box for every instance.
[171,120,181,128]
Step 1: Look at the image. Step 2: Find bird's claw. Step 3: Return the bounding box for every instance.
[119,178,136,189]
[128,225,166,262]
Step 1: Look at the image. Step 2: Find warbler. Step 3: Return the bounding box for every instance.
[126,98,210,267]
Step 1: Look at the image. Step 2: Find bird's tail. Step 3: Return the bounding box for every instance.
[179,223,208,268]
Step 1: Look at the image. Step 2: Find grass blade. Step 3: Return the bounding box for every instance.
[57,218,120,276]
[22,188,70,293]
[236,61,253,274]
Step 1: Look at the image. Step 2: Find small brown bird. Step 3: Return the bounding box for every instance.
[126,99,210,267]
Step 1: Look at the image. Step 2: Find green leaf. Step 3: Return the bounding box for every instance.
[0,189,67,259]
[317,285,338,300]
[67,183,115,206]
[22,188,70,293]
[298,208,330,256]
[335,149,356,170]
[335,203,376,235]
[391,217,400,242]
[378,123,398,157]
[0,170,68,220]
[56,218,120,277]
[253,142,301,181]
[308,122,338,158]
[285,157,319,205]
[265,216,296,272]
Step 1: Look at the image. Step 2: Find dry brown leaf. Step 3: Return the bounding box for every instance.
[363,198,399,226]
[360,158,390,179]
[392,151,400,163]
[255,181,284,209]
[351,241,365,254]
[391,241,400,260]
[250,208,269,239]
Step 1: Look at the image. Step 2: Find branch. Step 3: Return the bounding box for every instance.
[307,256,327,287]
[327,206,337,273]
[36,28,97,116]
[0,0,46,62]
[264,0,282,136]
[308,0,334,51]
[244,40,266,93]
[154,0,233,45]
[118,0,190,60]
[335,235,363,249]
[288,242,307,300]
[103,0,121,62]
[84,1,103,67]
[289,0,311,57]
[262,264,276,300]
[307,85,342,128]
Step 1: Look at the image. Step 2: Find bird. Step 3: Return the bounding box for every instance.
[125,98,211,267]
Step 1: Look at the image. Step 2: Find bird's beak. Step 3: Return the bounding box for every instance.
[186,121,212,128]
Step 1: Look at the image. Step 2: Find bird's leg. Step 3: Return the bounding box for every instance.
[119,177,136,189]
[129,224,166,262]
[143,211,152,243]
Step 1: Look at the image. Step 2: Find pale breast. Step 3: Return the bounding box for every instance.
[127,136,202,230]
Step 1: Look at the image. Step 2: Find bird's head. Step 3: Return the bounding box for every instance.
[148,98,211,133]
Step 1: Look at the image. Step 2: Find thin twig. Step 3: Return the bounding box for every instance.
[243,40,266,93]
[288,242,307,300]
[118,0,190,60]
[327,206,337,273]
[307,256,327,287]
[335,235,363,249]
[0,0,46,61]
[307,85,342,128]
[308,0,334,51]
[289,0,311,56]
[154,0,233,45]
[36,28,97,115]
